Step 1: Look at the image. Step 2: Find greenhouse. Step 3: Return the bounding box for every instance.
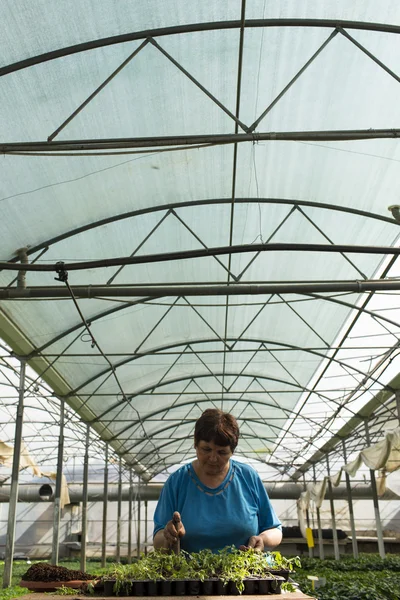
[1,2,400,599]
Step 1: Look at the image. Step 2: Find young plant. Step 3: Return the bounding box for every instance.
[50,585,79,596]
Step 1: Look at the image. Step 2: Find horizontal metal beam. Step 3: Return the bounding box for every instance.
[2,19,400,77]
[1,481,396,502]
[3,242,400,273]
[3,279,400,298]
[2,129,400,153]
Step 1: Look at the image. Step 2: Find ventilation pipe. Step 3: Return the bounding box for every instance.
[0,482,398,503]
[0,483,55,502]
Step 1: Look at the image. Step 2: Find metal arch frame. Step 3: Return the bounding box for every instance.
[2,19,400,77]
[5,198,398,264]
[126,430,294,467]
[112,409,325,455]
[121,417,289,451]
[145,453,298,475]
[4,242,400,275]
[43,276,400,397]
[10,192,399,397]
[144,446,301,475]
[127,427,315,471]
[273,253,400,461]
[284,263,400,477]
[83,307,400,458]
[60,335,389,400]
[112,396,322,442]
[27,296,157,358]
[101,396,331,432]
[87,371,345,424]
[0,18,398,482]
[24,284,396,452]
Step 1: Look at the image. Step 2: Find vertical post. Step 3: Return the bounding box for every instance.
[303,473,313,558]
[326,454,340,560]
[342,439,359,558]
[80,424,90,573]
[364,419,385,558]
[396,390,400,424]
[128,469,133,564]
[116,457,122,562]
[3,360,26,588]
[144,500,148,555]
[101,443,108,568]
[51,398,65,565]
[313,464,324,560]
[137,495,141,559]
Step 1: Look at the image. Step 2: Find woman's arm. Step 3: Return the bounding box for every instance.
[258,527,283,549]
[244,527,283,551]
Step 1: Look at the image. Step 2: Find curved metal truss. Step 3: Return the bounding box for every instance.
[1,7,400,486]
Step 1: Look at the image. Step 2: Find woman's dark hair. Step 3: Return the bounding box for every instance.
[194,409,239,452]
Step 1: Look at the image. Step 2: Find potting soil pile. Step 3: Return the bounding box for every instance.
[22,562,93,581]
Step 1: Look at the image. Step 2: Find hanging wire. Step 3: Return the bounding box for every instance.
[55,265,164,478]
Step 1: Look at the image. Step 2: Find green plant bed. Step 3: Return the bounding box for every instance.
[299,553,400,573]
[292,553,400,600]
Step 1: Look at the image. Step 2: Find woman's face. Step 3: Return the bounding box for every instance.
[195,439,233,476]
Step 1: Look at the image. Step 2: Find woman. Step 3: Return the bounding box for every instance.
[153,408,282,553]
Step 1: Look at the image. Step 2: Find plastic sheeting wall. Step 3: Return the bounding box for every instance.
[0,497,399,559]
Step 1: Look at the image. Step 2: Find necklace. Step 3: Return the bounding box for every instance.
[188,463,236,496]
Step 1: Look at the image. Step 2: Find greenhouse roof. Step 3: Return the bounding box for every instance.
[1,1,400,482]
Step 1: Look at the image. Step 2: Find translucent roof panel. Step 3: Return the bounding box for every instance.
[2,4,400,481]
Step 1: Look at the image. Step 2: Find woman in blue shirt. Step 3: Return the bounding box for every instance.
[153,409,282,553]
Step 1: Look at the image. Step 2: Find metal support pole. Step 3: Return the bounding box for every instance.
[303,474,313,558]
[396,390,400,424]
[364,419,386,558]
[116,457,122,562]
[128,469,133,564]
[342,439,359,558]
[3,360,26,588]
[326,454,340,560]
[313,464,324,560]
[80,424,90,572]
[137,494,141,559]
[101,443,108,568]
[51,398,65,565]
[144,500,148,555]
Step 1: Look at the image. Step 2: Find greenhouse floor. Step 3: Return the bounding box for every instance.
[17,593,315,600]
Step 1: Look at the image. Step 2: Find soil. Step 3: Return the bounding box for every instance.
[21,562,93,582]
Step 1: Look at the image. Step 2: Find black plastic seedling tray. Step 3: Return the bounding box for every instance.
[103,575,286,596]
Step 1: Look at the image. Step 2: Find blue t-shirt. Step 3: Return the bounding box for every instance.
[153,460,281,553]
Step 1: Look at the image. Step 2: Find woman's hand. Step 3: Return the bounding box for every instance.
[163,511,186,545]
[240,535,264,551]
[240,528,282,552]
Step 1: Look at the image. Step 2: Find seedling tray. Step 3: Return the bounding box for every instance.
[103,576,285,596]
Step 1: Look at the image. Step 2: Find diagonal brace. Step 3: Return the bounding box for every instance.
[149,37,250,132]
[248,28,339,132]
[338,27,400,84]
[48,39,151,141]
